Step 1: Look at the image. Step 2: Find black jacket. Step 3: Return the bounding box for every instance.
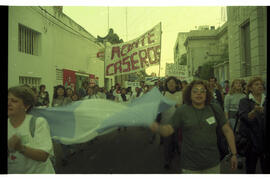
[238,96,266,154]
[214,89,224,109]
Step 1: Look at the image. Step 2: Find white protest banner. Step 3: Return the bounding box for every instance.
[105,23,161,76]
[166,64,188,78]
[124,81,140,92]
[124,81,140,88]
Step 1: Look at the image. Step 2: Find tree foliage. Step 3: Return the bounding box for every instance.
[179,53,187,65]
[197,60,220,80]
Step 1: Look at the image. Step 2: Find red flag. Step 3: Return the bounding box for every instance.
[63,69,76,92]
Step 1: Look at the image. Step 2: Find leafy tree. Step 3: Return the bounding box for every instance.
[197,60,220,80]
[179,53,187,65]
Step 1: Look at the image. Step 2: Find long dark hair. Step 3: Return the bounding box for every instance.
[53,85,66,99]
[39,84,46,95]
[121,88,127,101]
[164,76,180,92]
[136,87,142,97]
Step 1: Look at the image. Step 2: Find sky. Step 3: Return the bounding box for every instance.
[63,6,226,76]
[5,0,265,77]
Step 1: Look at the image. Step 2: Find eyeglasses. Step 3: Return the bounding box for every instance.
[192,88,207,94]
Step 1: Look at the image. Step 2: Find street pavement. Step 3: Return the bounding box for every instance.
[55,126,257,174]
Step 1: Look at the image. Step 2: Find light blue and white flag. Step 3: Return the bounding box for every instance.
[30,87,176,145]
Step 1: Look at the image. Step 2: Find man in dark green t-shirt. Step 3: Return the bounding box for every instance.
[150,80,238,174]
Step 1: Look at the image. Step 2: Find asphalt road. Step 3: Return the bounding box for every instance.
[54,126,256,174]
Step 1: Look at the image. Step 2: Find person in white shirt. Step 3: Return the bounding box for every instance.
[112,83,122,101]
[118,88,131,103]
[8,85,55,174]
[84,87,98,100]
[93,85,105,99]
[126,87,133,99]
[134,87,143,98]
[224,79,246,129]
[97,87,107,99]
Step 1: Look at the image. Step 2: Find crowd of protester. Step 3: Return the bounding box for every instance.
[8,75,268,174]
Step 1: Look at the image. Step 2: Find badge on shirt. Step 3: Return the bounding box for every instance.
[206,116,216,125]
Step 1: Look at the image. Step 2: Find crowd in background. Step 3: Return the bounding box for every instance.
[28,76,264,111]
[9,75,268,174]
[29,78,188,108]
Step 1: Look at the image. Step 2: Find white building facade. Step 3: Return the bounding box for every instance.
[183,23,228,83]
[8,6,113,104]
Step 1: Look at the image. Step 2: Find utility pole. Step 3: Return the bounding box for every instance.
[107,6,110,31]
[125,7,129,82]
[126,7,128,41]
[105,6,109,89]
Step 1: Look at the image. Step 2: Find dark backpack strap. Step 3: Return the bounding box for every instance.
[29,116,38,138]
[209,104,220,127]
[233,111,240,133]
[162,91,166,96]
[210,103,229,161]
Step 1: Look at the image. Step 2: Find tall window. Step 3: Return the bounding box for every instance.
[18,24,40,56]
[241,21,251,77]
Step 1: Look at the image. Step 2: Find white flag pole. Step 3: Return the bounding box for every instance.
[104,7,109,89]
[158,22,162,78]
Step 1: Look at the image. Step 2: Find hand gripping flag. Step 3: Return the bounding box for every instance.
[30,87,176,145]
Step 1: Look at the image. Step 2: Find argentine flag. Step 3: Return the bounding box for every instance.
[30,87,176,145]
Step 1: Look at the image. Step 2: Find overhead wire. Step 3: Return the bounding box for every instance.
[29,6,103,48]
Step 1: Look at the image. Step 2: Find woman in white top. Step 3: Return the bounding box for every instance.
[84,87,98,100]
[66,87,74,100]
[134,87,143,99]
[51,85,72,107]
[224,79,246,130]
[223,79,248,170]
[8,85,55,174]
[117,88,131,103]
[37,84,50,107]
[97,87,107,99]
[161,76,183,169]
